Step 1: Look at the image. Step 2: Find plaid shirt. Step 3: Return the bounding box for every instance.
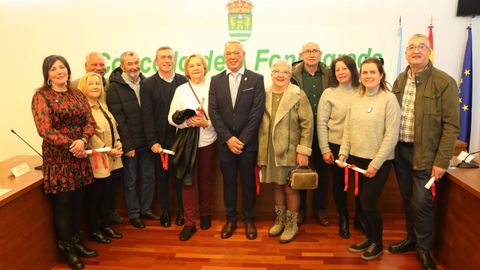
[399,71,416,142]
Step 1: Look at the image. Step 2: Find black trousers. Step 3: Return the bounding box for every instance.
[350,156,391,244]
[155,157,183,212]
[219,146,257,222]
[85,169,121,233]
[52,188,84,242]
[329,143,362,219]
[106,168,122,218]
[300,134,329,213]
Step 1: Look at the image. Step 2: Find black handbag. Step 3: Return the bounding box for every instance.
[287,166,318,190]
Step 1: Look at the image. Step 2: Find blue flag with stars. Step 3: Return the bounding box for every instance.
[459,26,473,144]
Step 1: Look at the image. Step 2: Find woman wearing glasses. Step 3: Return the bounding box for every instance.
[258,59,313,243]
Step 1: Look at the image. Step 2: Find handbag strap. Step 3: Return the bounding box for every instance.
[187,81,209,120]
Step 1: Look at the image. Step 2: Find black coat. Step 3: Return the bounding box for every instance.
[170,109,199,186]
[140,72,187,149]
[106,67,146,153]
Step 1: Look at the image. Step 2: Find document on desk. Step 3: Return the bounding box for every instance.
[0,188,13,197]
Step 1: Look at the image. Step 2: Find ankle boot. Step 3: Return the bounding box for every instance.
[339,215,350,239]
[280,210,298,243]
[72,234,97,258]
[58,240,84,270]
[268,205,286,237]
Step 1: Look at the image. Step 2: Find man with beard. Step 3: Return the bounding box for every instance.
[106,51,156,229]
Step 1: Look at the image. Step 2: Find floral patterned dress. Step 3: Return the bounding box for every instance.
[32,88,96,194]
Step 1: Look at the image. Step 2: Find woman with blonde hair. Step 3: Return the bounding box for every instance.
[77,72,124,245]
[168,54,217,241]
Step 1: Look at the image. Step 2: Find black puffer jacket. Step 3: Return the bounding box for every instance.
[106,67,147,153]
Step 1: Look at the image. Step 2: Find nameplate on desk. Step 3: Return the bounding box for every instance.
[0,188,13,197]
[10,162,31,177]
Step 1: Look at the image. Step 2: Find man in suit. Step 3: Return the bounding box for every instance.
[209,41,265,240]
[140,46,187,227]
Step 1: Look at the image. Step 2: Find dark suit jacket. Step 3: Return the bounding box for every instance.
[208,69,265,152]
[140,73,187,149]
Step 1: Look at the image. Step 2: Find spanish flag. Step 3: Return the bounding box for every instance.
[428,24,434,63]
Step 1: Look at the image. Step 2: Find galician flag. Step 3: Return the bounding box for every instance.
[388,17,403,85]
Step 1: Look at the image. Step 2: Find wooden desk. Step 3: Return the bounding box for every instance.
[0,155,57,270]
[434,165,480,270]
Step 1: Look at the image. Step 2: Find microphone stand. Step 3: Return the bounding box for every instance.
[10,129,43,170]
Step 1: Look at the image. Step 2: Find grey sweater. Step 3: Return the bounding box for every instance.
[317,83,357,154]
[339,86,400,170]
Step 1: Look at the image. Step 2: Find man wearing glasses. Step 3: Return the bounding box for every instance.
[291,42,330,227]
[389,33,459,270]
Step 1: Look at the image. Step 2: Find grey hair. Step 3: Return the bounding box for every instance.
[301,41,320,52]
[85,51,105,62]
[120,51,139,65]
[271,59,292,73]
[407,33,431,49]
[224,40,244,51]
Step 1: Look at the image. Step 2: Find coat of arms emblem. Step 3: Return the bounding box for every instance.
[226,0,254,42]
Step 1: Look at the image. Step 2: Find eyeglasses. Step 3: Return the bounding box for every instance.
[272,70,291,75]
[406,43,430,52]
[302,49,321,54]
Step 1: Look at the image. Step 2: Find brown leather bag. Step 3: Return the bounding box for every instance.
[287,166,318,190]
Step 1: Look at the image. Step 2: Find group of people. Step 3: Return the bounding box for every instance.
[32,34,459,270]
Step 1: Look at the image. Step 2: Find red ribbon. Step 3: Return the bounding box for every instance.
[431,183,436,201]
[160,152,169,171]
[92,150,108,169]
[255,165,261,196]
[344,164,359,196]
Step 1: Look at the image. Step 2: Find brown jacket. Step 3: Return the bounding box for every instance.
[88,102,123,178]
[258,84,313,166]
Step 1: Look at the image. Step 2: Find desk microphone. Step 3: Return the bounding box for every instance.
[10,129,43,170]
[457,150,480,169]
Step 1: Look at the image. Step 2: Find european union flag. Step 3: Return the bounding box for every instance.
[459,26,473,145]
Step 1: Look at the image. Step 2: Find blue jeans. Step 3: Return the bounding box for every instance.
[394,143,435,252]
[122,149,155,219]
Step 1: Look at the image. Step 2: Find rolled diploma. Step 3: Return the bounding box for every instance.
[335,160,367,174]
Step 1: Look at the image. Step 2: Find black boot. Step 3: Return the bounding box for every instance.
[339,216,350,239]
[72,234,97,258]
[58,240,84,270]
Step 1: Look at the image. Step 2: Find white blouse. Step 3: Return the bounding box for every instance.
[168,79,217,148]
